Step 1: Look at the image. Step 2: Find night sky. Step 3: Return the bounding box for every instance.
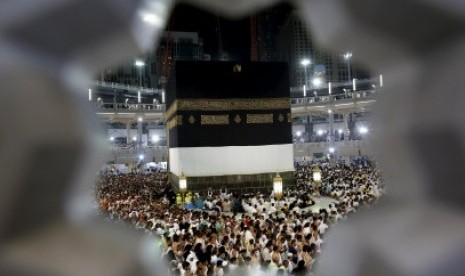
[169,4,251,61]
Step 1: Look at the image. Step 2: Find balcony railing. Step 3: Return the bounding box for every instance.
[290,89,377,106]
[294,140,366,150]
[109,146,167,154]
[94,89,377,117]
[95,102,166,112]
[105,141,372,163]
[93,80,162,94]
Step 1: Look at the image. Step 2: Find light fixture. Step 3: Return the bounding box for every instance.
[301,59,311,66]
[312,166,321,183]
[273,172,283,200]
[312,77,322,87]
[88,88,92,101]
[338,129,343,134]
[152,135,160,142]
[179,171,187,194]
[343,52,353,60]
[359,126,368,134]
[317,130,324,136]
[138,154,144,161]
[312,166,322,196]
[328,109,332,114]
[313,167,322,183]
[132,136,137,141]
[141,13,163,27]
[110,136,114,141]
[329,147,335,153]
[296,131,302,137]
[138,117,143,122]
[135,59,145,67]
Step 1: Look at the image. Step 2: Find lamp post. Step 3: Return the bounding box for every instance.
[317,129,324,142]
[328,147,336,164]
[358,126,368,156]
[312,166,322,196]
[152,135,160,145]
[312,77,322,88]
[343,52,352,82]
[137,116,143,148]
[301,59,311,97]
[135,59,145,105]
[295,131,302,143]
[273,172,283,200]
[179,172,187,207]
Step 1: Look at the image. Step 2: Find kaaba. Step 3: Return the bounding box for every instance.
[166,61,294,193]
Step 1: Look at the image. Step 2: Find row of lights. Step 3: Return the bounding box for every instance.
[111,128,366,142]
[178,167,323,203]
[135,60,145,107]
[90,58,165,104]
[90,94,165,104]
[301,51,352,88]
[109,135,160,142]
[300,53,383,96]
[300,58,323,92]
[295,126,369,137]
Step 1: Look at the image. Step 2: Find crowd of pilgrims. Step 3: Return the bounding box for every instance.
[97,160,384,275]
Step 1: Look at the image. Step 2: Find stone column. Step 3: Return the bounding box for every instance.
[343,113,350,140]
[328,111,334,144]
[126,122,131,146]
[137,120,143,148]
